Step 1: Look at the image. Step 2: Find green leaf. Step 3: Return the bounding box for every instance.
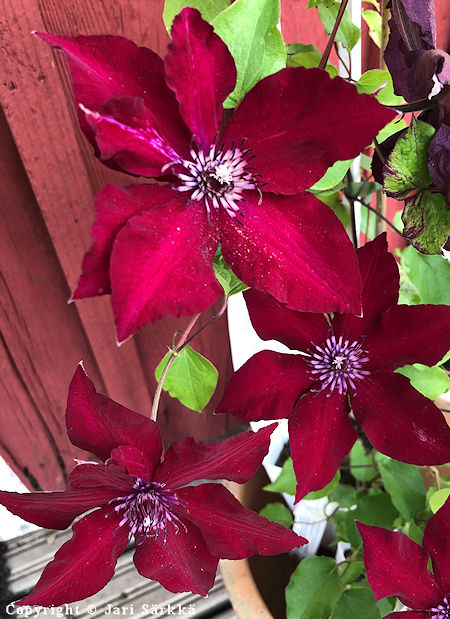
[376,597,396,618]
[345,492,399,548]
[328,483,357,508]
[346,181,381,199]
[264,457,296,495]
[338,560,364,587]
[362,10,382,48]
[286,556,341,619]
[312,189,350,228]
[155,345,218,412]
[374,453,426,520]
[350,442,378,482]
[309,159,353,191]
[213,251,248,296]
[429,488,450,513]
[304,470,341,500]
[396,363,450,401]
[384,120,435,199]
[212,0,286,108]
[399,244,450,305]
[330,588,380,619]
[316,1,360,51]
[356,69,404,106]
[287,42,338,76]
[403,519,425,545]
[376,117,407,143]
[402,190,450,255]
[163,0,230,30]
[259,502,294,528]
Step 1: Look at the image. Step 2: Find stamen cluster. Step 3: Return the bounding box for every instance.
[432,597,450,619]
[307,335,370,395]
[171,143,259,218]
[113,478,186,539]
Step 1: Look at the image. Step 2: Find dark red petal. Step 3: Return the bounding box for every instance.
[333,233,399,339]
[220,191,361,315]
[36,33,190,165]
[289,390,356,502]
[73,184,172,300]
[365,304,450,370]
[422,496,450,594]
[216,350,311,421]
[352,372,450,465]
[177,484,307,559]
[243,289,329,351]
[165,8,236,148]
[80,97,181,176]
[67,365,163,474]
[154,424,277,488]
[223,67,396,193]
[429,124,450,204]
[109,445,150,480]
[357,522,441,610]
[133,519,217,596]
[109,189,221,341]
[68,461,133,494]
[0,486,119,530]
[17,507,128,606]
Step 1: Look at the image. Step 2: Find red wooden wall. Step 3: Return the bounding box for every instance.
[0,0,237,492]
[1,0,448,492]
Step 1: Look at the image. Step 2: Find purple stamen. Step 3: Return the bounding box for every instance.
[432,596,450,619]
[167,144,260,219]
[111,478,187,541]
[307,335,370,395]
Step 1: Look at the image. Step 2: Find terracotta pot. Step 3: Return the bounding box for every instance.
[220,468,298,619]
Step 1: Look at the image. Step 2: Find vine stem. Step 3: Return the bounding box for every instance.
[319,0,349,70]
[355,198,405,239]
[150,295,228,422]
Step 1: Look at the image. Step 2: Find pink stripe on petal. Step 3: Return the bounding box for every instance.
[36,33,190,163]
[80,97,180,176]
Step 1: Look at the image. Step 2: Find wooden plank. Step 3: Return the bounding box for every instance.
[0,106,101,488]
[0,0,155,416]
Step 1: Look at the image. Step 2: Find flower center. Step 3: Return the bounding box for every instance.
[168,143,261,219]
[307,335,370,395]
[112,478,186,540]
[432,597,450,619]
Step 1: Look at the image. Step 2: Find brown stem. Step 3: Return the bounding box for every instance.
[319,0,350,70]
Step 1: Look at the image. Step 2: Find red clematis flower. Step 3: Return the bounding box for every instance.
[37,8,395,342]
[0,366,306,606]
[217,233,450,501]
[357,497,450,618]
